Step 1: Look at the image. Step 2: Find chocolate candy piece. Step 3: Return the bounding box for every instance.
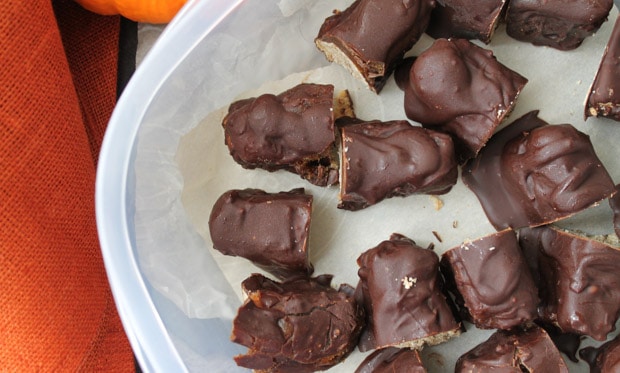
[208,188,314,279]
[354,347,427,373]
[355,233,461,352]
[579,333,620,373]
[519,226,620,341]
[440,229,539,330]
[222,83,338,186]
[505,0,613,50]
[232,274,364,372]
[462,110,616,230]
[455,326,568,372]
[338,118,457,211]
[426,0,507,44]
[586,16,620,121]
[403,38,527,162]
[611,184,620,237]
[315,0,436,93]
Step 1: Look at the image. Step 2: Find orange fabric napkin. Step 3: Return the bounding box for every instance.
[1,0,134,371]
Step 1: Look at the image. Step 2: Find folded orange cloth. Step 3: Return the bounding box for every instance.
[0,0,133,371]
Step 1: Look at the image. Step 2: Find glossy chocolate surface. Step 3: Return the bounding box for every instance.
[535,321,583,363]
[441,229,539,330]
[519,226,620,341]
[232,274,364,372]
[316,0,435,92]
[505,0,613,50]
[426,0,507,44]
[587,17,620,121]
[222,83,338,186]
[612,184,620,237]
[455,326,568,372]
[355,233,461,351]
[339,118,457,211]
[208,188,314,279]
[355,347,427,373]
[579,334,620,373]
[403,38,527,162]
[462,110,616,230]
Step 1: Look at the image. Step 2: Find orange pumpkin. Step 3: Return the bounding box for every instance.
[74,0,187,24]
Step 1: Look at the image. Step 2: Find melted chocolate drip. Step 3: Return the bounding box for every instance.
[610,184,620,237]
[463,111,616,230]
[535,321,584,363]
[579,335,620,373]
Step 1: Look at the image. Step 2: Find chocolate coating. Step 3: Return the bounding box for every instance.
[462,110,616,230]
[315,0,436,92]
[519,226,620,341]
[455,326,569,372]
[505,0,613,50]
[587,16,620,121]
[354,347,427,373]
[403,38,527,162]
[612,184,620,237]
[579,334,620,373]
[208,188,313,279]
[426,0,507,44]
[535,321,583,363]
[232,274,364,372]
[222,83,338,186]
[440,229,539,330]
[339,118,457,211]
[355,233,461,352]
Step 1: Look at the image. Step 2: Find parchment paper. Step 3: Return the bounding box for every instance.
[145,1,620,371]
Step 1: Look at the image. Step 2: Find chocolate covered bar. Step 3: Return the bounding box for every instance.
[315,0,435,93]
[232,274,364,372]
[455,326,568,372]
[355,233,461,352]
[403,38,527,162]
[505,0,613,50]
[586,16,620,121]
[222,83,338,186]
[426,0,507,44]
[462,110,616,230]
[519,226,620,341]
[208,188,314,279]
[354,347,427,373]
[441,229,539,330]
[338,118,457,211]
